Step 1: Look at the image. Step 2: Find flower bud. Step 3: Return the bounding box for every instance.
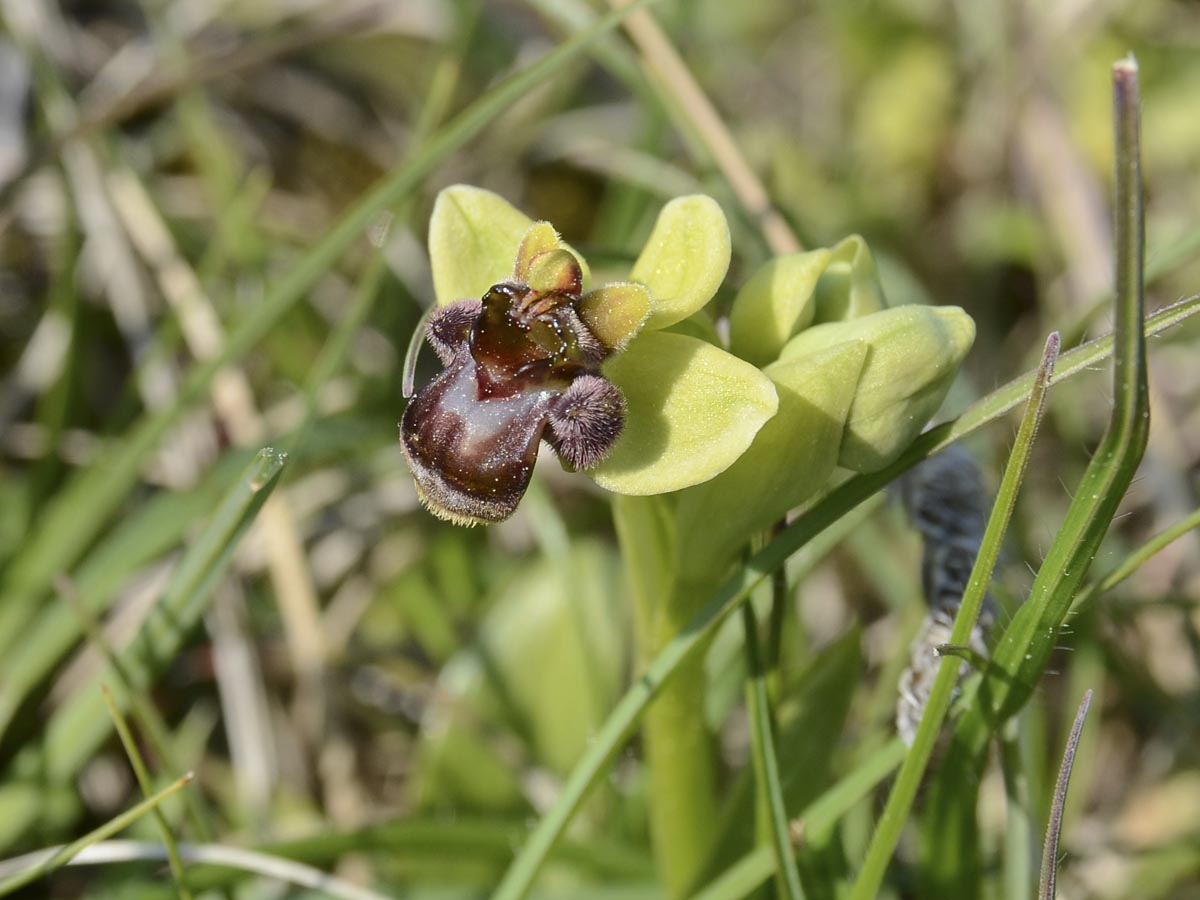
[779,305,975,472]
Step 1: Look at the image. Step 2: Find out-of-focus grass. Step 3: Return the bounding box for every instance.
[0,1,1199,898]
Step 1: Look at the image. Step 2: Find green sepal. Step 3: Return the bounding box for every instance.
[429,185,534,305]
[780,305,975,471]
[675,340,868,579]
[591,331,778,495]
[429,187,589,305]
[729,249,832,366]
[813,235,887,323]
[631,195,731,330]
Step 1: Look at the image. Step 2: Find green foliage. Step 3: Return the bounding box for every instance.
[2,3,1199,900]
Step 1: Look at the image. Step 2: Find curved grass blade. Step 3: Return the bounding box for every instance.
[0,839,394,900]
[0,0,664,655]
[1039,690,1093,900]
[848,332,1061,900]
[101,686,192,900]
[0,774,193,896]
[920,57,1151,897]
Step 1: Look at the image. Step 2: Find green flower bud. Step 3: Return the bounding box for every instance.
[728,248,831,367]
[779,305,975,472]
[813,234,887,323]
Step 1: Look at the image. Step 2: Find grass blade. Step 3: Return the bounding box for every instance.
[0,448,286,848]
[1039,690,1093,900]
[0,774,193,896]
[848,332,1061,900]
[101,685,193,900]
[693,739,908,900]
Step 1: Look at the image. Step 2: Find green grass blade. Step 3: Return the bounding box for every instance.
[0,448,285,849]
[492,286,1200,900]
[920,58,1151,898]
[1038,690,1093,900]
[848,332,1060,900]
[694,739,908,900]
[0,774,193,896]
[740,603,804,899]
[0,0,664,653]
[101,686,192,900]
[0,450,252,737]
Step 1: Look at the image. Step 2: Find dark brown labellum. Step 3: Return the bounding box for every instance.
[401,280,625,525]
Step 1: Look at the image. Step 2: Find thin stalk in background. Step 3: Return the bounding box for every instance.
[848,332,1061,900]
[0,775,193,896]
[492,289,1199,900]
[101,686,192,900]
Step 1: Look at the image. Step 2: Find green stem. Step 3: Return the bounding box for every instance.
[742,602,804,900]
[642,579,721,895]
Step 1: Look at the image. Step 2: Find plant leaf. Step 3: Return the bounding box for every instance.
[590,331,778,495]
[429,185,536,305]
[630,195,731,329]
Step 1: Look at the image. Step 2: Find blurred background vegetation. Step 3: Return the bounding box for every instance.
[0,0,1199,897]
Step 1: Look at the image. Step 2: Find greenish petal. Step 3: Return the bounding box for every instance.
[675,340,867,579]
[578,282,652,352]
[631,195,731,330]
[813,234,887,323]
[780,304,975,471]
[429,185,534,306]
[590,331,778,495]
[729,248,832,366]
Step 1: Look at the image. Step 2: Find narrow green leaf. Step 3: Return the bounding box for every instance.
[0,774,193,897]
[920,59,1151,898]
[694,740,908,900]
[101,686,192,900]
[741,602,804,900]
